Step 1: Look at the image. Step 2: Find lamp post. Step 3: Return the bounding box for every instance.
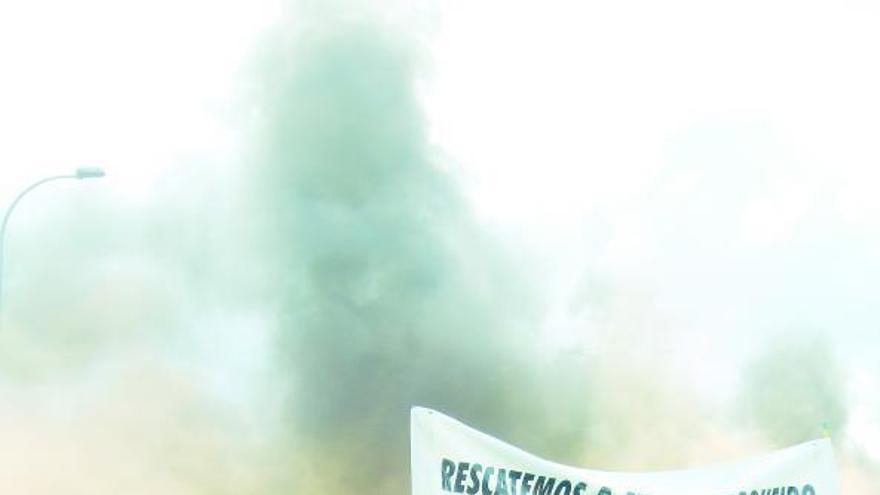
[0,167,105,319]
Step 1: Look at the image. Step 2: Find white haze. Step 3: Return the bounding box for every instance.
[0,0,877,492]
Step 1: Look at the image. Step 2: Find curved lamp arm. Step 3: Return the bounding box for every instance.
[0,168,105,317]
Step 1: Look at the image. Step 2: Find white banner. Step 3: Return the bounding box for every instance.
[411,407,838,495]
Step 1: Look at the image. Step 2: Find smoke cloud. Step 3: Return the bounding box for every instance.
[246,3,556,492]
[0,0,877,493]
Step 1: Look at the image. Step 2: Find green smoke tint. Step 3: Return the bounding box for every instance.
[741,336,848,445]
[0,2,871,491]
[250,8,558,493]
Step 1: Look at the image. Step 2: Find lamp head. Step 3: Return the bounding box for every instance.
[75,167,105,179]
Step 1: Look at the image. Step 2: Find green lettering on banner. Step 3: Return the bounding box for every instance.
[534,476,556,495]
[467,464,483,495]
[553,480,572,495]
[482,467,496,495]
[496,469,509,495]
[521,473,536,495]
[436,458,820,495]
[509,470,523,495]
[455,463,471,493]
[442,459,455,491]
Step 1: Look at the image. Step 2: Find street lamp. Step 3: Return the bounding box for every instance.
[0,167,105,318]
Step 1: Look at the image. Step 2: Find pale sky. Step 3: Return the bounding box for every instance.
[425,1,880,462]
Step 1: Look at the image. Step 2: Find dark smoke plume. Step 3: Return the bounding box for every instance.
[248,4,553,492]
[740,336,848,446]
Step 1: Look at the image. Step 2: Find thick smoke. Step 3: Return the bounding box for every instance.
[248,3,552,493]
[243,0,878,489]
[1,1,877,493]
[0,168,282,492]
[740,336,848,446]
